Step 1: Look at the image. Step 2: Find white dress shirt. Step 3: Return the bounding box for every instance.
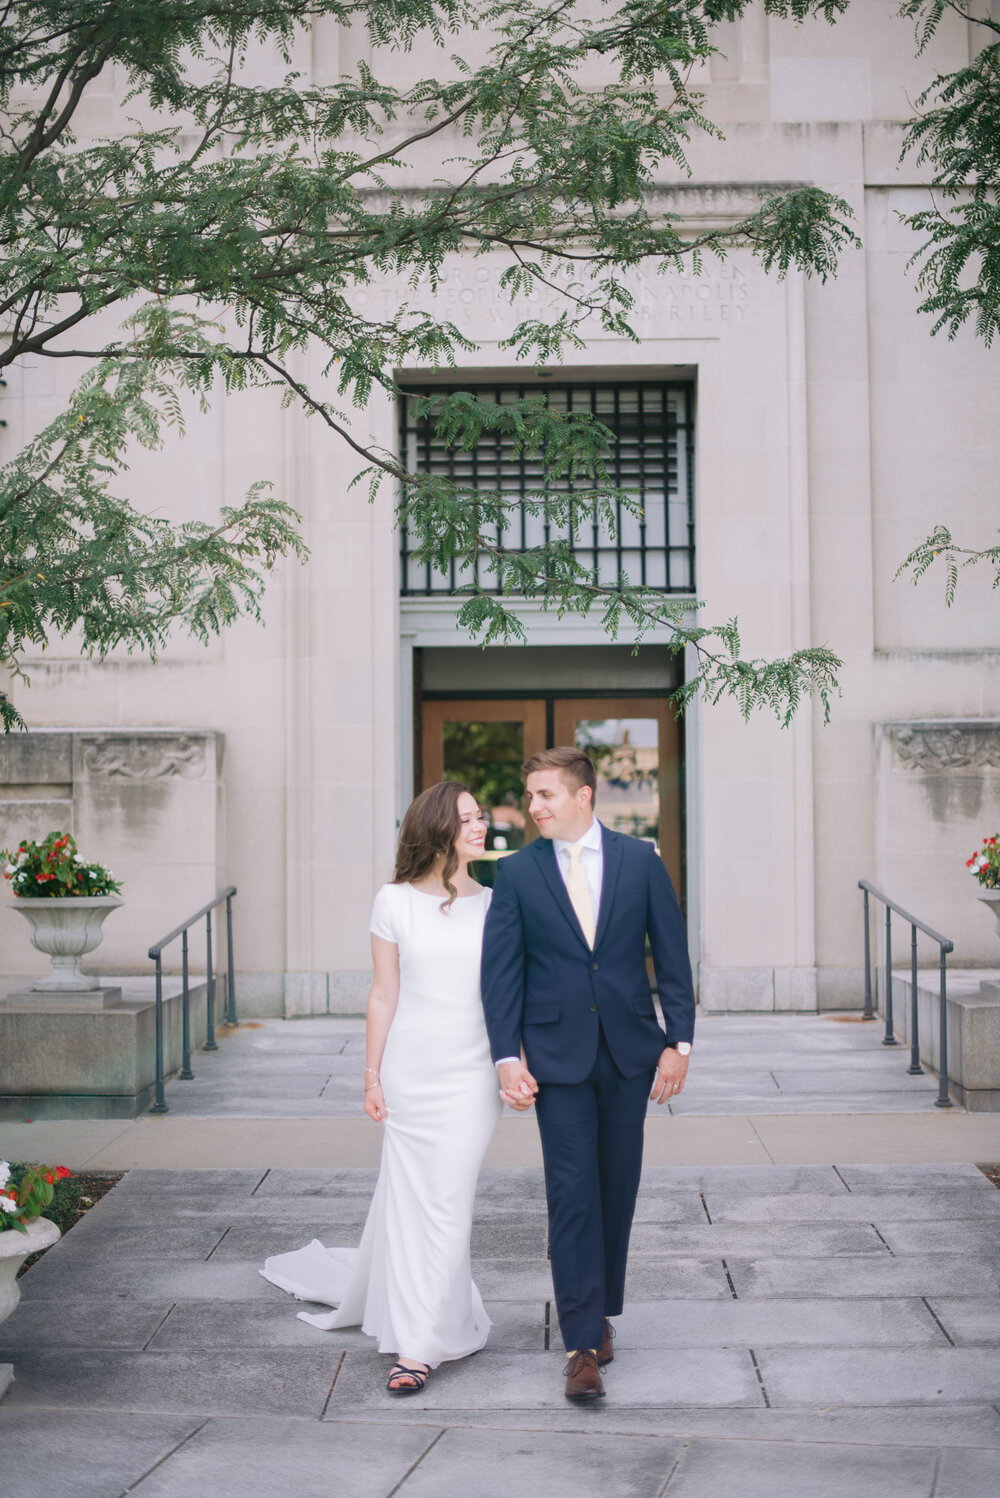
[495,818,604,1069]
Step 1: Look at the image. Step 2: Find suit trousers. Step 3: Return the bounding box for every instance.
[533,1025,655,1352]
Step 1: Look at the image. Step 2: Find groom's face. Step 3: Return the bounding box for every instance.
[525,769,594,842]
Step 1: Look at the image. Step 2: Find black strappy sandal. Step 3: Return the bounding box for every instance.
[386,1361,430,1395]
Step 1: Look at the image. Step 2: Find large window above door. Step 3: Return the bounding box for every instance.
[399,381,694,597]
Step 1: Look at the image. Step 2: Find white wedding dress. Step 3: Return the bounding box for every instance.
[261,882,502,1367]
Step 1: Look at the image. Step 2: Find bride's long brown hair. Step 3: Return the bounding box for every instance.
[393,779,473,911]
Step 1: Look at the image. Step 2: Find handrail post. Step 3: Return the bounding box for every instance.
[180,928,193,1079]
[225,891,237,1025]
[205,908,217,1051]
[882,904,898,1045]
[150,954,167,1113]
[907,923,923,1075]
[935,944,953,1108]
[862,885,874,1020]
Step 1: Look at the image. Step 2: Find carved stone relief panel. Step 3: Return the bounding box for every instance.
[78,734,208,781]
[875,720,1000,964]
[886,721,1000,775]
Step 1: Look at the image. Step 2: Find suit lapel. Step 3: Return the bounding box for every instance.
[532,837,592,950]
[593,825,623,951]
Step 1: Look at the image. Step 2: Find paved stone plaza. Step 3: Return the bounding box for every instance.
[2,1015,1000,1497]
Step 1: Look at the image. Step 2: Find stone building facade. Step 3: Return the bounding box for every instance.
[2,2,998,1015]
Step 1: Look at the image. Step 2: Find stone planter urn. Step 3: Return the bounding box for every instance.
[7,895,123,990]
[0,1217,61,1401]
[977,888,1000,940]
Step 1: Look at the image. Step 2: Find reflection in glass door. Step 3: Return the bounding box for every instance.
[553,698,682,899]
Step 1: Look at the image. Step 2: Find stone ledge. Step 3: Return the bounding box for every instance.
[884,970,1000,1112]
[0,976,227,1119]
[699,966,818,1014]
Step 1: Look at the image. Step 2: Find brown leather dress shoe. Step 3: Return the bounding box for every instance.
[597,1318,615,1366]
[564,1349,605,1401]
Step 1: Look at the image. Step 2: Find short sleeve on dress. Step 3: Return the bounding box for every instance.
[369,884,398,942]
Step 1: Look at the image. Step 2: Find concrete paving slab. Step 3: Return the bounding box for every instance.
[327,1347,764,1412]
[661,1438,936,1498]
[635,1165,848,1194]
[612,1297,945,1348]
[2,1347,343,1418]
[17,1256,277,1302]
[726,1253,1000,1299]
[0,1409,205,1498]
[126,1418,439,1498]
[392,1425,685,1498]
[628,1221,886,1257]
[676,1092,957,1115]
[331,1403,1000,1448]
[109,1168,267,1195]
[933,1446,1000,1498]
[621,1259,736,1301]
[925,1298,1000,1345]
[0,1119,132,1166]
[770,1067,938,1094]
[253,1167,379,1196]
[835,1163,989,1189]
[748,1113,1000,1165]
[9,1110,1000,1170]
[149,1300,373,1351]
[759,1347,1000,1407]
[702,1188,1000,1223]
[69,1191,378,1227]
[604,1192,710,1224]
[879,1220,1000,1255]
[148,1299,547,1354]
[210,1221,363,1261]
[0,1297,173,1350]
[41,1221,231,1260]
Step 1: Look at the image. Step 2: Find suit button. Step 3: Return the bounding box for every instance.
[589,1004,598,1012]
[591,962,599,971]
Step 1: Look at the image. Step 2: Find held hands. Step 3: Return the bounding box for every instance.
[497,1059,538,1112]
[650,1046,689,1105]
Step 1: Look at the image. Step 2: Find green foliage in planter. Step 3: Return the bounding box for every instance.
[1,831,122,899]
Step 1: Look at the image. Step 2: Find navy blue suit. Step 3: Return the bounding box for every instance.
[481,825,695,1351]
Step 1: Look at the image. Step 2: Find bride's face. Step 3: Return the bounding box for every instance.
[453,792,487,863]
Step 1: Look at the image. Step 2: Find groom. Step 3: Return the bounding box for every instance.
[481,746,695,1401]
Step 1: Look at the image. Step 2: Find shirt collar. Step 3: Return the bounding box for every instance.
[554,818,603,858]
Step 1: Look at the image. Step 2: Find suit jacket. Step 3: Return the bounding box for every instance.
[480,825,695,1083]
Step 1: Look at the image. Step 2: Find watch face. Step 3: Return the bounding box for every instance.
[676,1042,692,1056]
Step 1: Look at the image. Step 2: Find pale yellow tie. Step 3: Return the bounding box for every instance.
[566,843,596,948]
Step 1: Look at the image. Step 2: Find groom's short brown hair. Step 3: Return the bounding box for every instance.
[522,746,597,802]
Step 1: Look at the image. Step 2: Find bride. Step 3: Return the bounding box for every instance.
[261,780,503,1393]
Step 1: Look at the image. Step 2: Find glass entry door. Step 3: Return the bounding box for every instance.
[552,698,681,897]
[420,694,681,898]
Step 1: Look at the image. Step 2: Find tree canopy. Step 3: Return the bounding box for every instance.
[894,0,1000,602]
[0,0,866,731]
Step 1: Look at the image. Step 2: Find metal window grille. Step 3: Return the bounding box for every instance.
[398,381,695,596]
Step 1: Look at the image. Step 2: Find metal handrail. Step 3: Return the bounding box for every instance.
[858,880,954,1109]
[148,886,237,1113]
